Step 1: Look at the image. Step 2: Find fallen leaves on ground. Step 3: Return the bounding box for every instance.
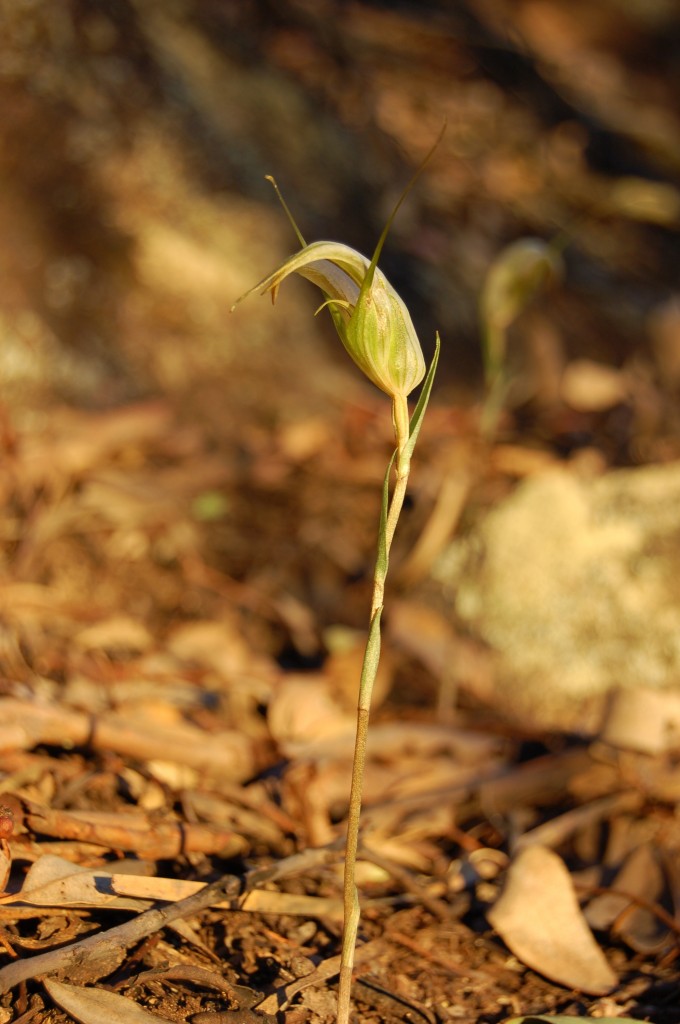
[3,0,680,1020]
[488,845,617,995]
[0,397,679,1024]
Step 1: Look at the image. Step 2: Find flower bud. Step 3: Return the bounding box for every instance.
[480,237,564,385]
[344,265,425,398]
[481,237,564,334]
[232,240,425,399]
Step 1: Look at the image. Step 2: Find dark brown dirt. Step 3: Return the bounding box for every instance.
[1,2,680,1023]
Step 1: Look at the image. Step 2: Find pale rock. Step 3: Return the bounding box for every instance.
[434,463,680,728]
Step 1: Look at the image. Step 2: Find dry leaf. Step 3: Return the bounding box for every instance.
[5,857,341,921]
[267,674,355,754]
[44,978,173,1024]
[73,617,153,654]
[561,359,628,411]
[0,855,148,912]
[602,687,680,753]
[488,845,617,994]
[504,1017,643,1024]
[585,842,670,953]
[168,618,266,679]
[0,876,238,991]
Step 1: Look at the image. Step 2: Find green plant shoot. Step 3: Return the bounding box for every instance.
[232,137,442,1024]
[479,236,564,436]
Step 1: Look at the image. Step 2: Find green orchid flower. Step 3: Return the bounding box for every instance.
[231,140,443,1024]
[232,129,445,456]
[233,238,426,404]
[480,236,565,388]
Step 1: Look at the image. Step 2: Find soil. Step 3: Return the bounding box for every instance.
[1,2,680,1023]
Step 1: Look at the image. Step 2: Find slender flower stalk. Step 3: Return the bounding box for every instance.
[232,135,442,1024]
[336,341,439,1024]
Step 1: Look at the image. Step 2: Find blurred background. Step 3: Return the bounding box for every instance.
[3,0,680,415]
[2,0,680,716]
[3,11,680,1015]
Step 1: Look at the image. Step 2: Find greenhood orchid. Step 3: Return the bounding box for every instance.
[477,234,565,438]
[233,239,426,404]
[231,140,442,1024]
[231,130,445,454]
[480,236,565,388]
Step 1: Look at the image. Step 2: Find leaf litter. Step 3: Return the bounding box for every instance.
[2,3,680,1023]
[2,388,680,1024]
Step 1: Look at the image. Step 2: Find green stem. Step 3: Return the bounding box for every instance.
[336,340,439,1024]
[479,324,508,440]
[337,397,410,1024]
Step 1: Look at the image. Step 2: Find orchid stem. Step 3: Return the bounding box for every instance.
[336,380,431,1024]
[337,428,408,1024]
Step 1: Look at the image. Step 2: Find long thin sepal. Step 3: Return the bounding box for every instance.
[360,125,446,297]
[265,175,308,248]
